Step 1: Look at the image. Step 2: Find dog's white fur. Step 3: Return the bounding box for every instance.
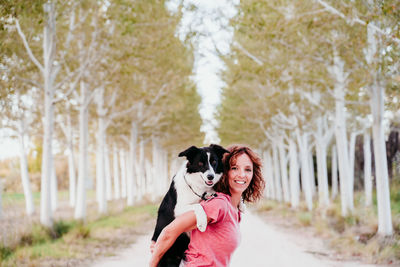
[174,156,221,216]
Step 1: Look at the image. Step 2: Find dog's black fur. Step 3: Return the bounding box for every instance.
[151,144,228,267]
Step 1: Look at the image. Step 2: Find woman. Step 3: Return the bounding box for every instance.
[150,145,265,267]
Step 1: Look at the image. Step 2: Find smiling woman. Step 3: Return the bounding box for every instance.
[215,145,265,204]
[150,144,265,267]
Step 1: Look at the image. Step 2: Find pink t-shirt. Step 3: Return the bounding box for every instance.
[184,193,241,267]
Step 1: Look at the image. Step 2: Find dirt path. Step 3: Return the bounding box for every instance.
[91,212,381,267]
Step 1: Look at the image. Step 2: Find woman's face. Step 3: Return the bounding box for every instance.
[228,153,253,195]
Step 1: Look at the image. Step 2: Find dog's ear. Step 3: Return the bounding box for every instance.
[209,144,229,158]
[178,146,200,161]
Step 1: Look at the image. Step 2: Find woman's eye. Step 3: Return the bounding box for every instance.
[231,166,237,170]
[199,162,204,166]
[246,169,252,172]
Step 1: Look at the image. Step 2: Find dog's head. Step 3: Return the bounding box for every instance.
[178,144,229,188]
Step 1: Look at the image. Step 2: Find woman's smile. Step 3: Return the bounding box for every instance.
[228,153,253,194]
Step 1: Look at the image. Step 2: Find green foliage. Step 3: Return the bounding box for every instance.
[0,245,13,261]
[297,211,312,226]
[1,203,157,265]
[218,0,400,147]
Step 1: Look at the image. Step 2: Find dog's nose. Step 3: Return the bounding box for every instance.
[207,174,214,181]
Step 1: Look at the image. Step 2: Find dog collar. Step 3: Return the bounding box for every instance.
[183,174,217,201]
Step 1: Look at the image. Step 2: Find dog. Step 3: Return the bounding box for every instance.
[151,144,229,267]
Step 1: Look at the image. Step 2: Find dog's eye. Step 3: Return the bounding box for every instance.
[199,162,204,166]
[212,160,216,165]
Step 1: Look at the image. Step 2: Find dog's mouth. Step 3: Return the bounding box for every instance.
[205,180,214,187]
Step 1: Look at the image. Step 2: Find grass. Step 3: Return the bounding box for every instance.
[0,202,157,266]
[255,185,400,265]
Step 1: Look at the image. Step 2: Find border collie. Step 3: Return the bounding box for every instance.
[151,144,229,267]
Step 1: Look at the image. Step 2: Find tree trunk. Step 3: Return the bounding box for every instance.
[363,131,372,206]
[39,2,57,228]
[316,141,329,206]
[296,130,313,210]
[105,143,112,201]
[272,144,282,202]
[331,145,338,199]
[127,123,137,206]
[97,117,107,214]
[263,150,275,199]
[371,85,393,236]
[67,138,76,207]
[289,138,300,208]
[18,124,35,215]
[119,149,127,198]
[50,163,58,212]
[278,138,290,203]
[137,139,146,200]
[348,131,357,207]
[75,81,89,221]
[113,143,120,199]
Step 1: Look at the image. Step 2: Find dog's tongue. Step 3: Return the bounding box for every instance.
[206,181,213,186]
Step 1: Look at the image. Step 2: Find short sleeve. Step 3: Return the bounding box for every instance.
[200,197,228,224]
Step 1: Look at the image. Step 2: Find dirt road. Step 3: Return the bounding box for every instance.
[91,212,379,267]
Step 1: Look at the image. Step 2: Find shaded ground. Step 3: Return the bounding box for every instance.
[91,212,382,267]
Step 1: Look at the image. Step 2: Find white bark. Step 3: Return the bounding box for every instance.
[278,138,290,203]
[272,144,283,202]
[17,1,59,227]
[348,131,358,206]
[75,80,89,220]
[50,163,58,212]
[113,143,120,199]
[96,114,107,214]
[371,85,393,235]
[296,130,313,211]
[329,51,353,216]
[136,139,146,200]
[152,138,161,197]
[145,159,154,199]
[127,123,138,206]
[288,138,300,208]
[363,131,372,206]
[331,145,338,199]
[314,117,332,206]
[67,137,76,207]
[105,144,112,201]
[262,150,274,199]
[17,121,35,215]
[365,22,392,235]
[120,149,127,198]
[57,104,76,208]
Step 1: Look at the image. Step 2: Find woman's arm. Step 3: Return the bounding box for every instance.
[149,210,198,267]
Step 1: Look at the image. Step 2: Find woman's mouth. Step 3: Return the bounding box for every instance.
[234,180,246,185]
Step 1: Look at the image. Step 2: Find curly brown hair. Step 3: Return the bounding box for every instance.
[214,145,265,203]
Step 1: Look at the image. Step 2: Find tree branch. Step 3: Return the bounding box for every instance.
[15,19,44,73]
[233,41,264,66]
[316,0,400,45]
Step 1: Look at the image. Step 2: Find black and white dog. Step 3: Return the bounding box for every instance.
[151,144,229,267]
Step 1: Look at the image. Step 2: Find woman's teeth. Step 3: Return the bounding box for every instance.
[235,180,245,184]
